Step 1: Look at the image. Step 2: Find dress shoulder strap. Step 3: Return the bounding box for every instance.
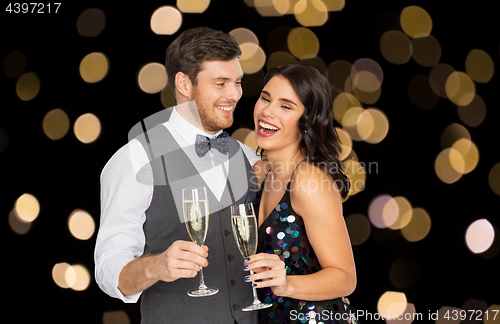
[289,158,307,182]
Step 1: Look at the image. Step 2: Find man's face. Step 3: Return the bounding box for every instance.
[191,58,243,134]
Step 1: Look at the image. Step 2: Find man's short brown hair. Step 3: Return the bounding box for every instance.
[165,27,242,96]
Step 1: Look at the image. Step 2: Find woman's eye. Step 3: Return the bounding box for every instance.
[261,97,270,102]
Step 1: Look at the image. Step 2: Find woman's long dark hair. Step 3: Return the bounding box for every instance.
[258,64,350,199]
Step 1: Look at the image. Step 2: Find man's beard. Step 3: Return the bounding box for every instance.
[193,90,234,133]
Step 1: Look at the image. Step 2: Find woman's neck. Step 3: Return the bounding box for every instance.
[265,147,306,181]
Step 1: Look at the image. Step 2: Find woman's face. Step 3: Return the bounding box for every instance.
[254,75,305,155]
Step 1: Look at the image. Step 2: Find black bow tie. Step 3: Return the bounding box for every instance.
[195,132,230,157]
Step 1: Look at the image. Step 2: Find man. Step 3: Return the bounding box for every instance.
[95,27,260,324]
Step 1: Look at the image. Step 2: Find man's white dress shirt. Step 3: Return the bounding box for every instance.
[94,107,260,303]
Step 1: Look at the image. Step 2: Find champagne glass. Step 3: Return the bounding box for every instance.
[231,203,272,311]
[182,186,218,297]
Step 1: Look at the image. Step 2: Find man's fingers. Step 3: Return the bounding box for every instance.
[172,240,208,257]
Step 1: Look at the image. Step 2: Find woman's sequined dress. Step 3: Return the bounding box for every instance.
[255,176,358,324]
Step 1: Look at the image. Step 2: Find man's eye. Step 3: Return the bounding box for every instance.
[261,97,270,102]
[216,83,225,86]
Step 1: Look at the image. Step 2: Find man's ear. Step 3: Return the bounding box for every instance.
[175,72,193,100]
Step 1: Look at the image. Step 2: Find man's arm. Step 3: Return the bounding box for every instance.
[95,140,210,301]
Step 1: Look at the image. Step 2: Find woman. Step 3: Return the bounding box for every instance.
[245,64,358,324]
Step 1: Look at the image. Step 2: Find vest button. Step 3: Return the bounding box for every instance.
[227,254,234,261]
[232,304,238,311]
[224,230,231,236]
[230,279,236,286]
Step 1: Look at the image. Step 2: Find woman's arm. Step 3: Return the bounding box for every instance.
[246,164,356,300]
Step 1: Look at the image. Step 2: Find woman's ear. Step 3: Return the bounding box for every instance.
[175,72,193,101]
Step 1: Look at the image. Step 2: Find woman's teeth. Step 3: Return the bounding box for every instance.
[259,121,278,132]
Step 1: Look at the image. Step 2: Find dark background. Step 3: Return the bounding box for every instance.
[1,1,499,323]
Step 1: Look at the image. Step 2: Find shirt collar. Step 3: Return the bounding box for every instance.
[164,106,223,145]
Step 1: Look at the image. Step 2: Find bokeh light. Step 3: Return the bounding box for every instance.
[345,213,371,246]
[351,58,383,92]
[488,162,500,196]
[401,207,431,242]
[43,109,70,140]
[368,194,398,229]
[435,148,463,184]
[150,6,182,35]
[3,50,26,78]
[8,209,32,235]
[266,52,298,71]
[345,108,375,142]
[352,82,381,105]
[451,138,479,174]
[445,71,475,106]
[232,128,258,151]
[294,0,328,27]
[400,6,432,38]
[332,92,361,124]
[230,28,259,47]
[239,43,266,74]
[411,35,441,67]
[177,0,210,13]
[465,49,494,83]
[377,291,407,319]
[70,264,91,291]
[138,63,168,94]
[52,262,74,288]
[161,84,176,108]
[323,0,344,11]
[103,311,131,324]
[380,30,412,65]
[388,196,413,230]
[79,52,109,83]
[254,0,288,17]
[76,8,106,37]
[457,94,486,127]
[74,113,101,144]
[14,193,40,223]
[16,72,40,101]
[363,108,389,144]
[440,123,470,150]
[68,209,95,240]
[328,60,352,92]
[429,63,455,98]
[345,159,366,196]
[466,219,495,254]
[287,27,319,59]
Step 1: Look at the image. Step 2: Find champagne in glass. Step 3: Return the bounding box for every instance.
[231,203,272,311]
[182,187,218,297]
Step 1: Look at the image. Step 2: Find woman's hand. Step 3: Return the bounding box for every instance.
[244,253,290,297]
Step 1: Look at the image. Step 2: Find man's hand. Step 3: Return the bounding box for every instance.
[150,240,209,282]
[117,240,209,296]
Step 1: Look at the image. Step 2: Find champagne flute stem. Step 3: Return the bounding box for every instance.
[249,270,260,302]
[198,266,208,289]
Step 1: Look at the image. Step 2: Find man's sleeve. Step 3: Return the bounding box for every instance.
[94,140,153,303]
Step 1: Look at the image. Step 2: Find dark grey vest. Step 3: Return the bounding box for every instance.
[136,124,258,324]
